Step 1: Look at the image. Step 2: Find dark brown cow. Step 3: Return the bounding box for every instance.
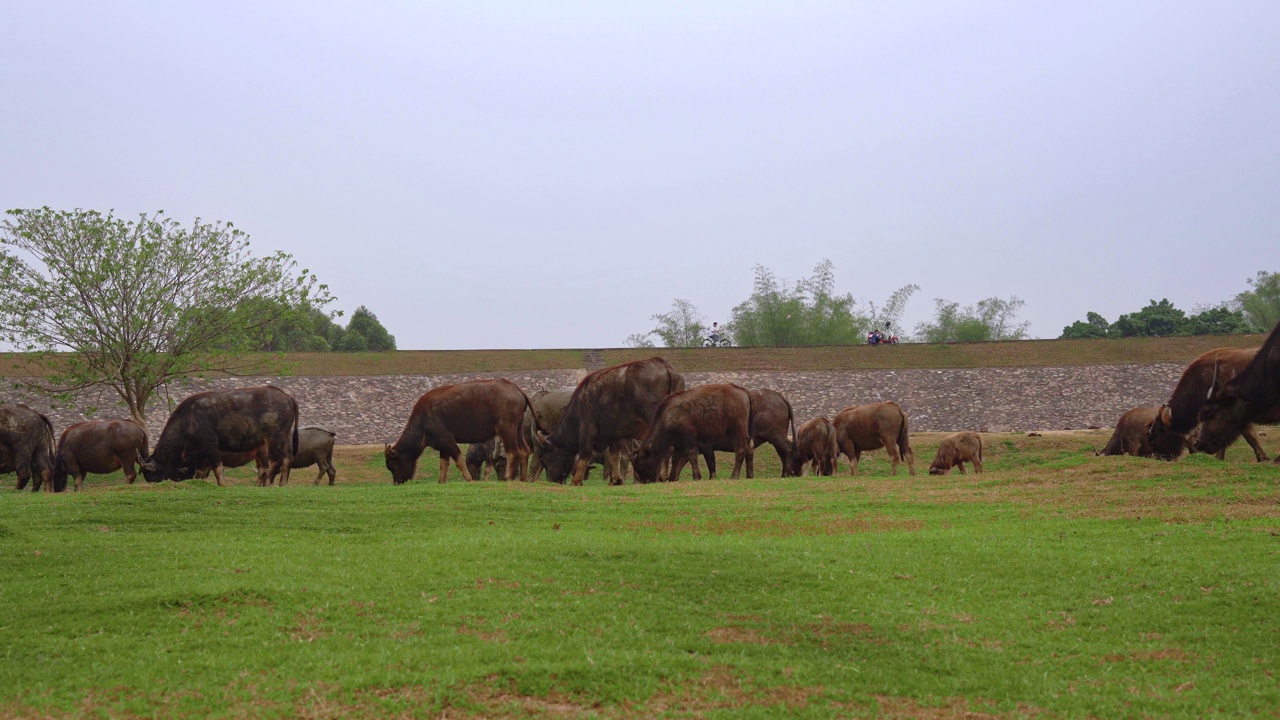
[520,385,636,484]
[541,357,685,485]
[193,446,268,483]
[0,404,56,492]
[786,417,839,476]
[1148,347,1273,461]
[632,384,754,482]
[141,386,299,486]
[929,432,984,475]
[1096,406,1167,458]
[1197,323,1280,459]
[747,389,796,477]
[832,401,916,476]
[384,379,538,484]
[52,420,148,491]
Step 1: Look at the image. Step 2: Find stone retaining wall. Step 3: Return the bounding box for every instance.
[0,363,1184,444]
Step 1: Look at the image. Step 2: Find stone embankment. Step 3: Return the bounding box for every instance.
[0,363,1185,445]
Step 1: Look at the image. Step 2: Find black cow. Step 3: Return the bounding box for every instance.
[1197,322,1280,459]
[0,404,56,491]
[141,386,299,486]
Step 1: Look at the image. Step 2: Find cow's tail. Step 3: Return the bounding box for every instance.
[977,434,983,463]
[291,396,300,457]
[745,387,756,447]
[518,387,546,440]
[897,406,911,455]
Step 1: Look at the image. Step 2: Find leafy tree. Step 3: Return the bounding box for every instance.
[345,305,396,351]
[1237,271,1280,331]
[240,300,339,352]
[0,208,333,425]
[1108,299,1186,337]
[1061,311,1111,339]
[915,296,1030,343]
[627,299,707,348]
[727,260,917,346]
[1184,305,1253,336]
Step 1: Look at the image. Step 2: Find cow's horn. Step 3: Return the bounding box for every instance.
[1206,360,1221,400]
[384,444,396,457]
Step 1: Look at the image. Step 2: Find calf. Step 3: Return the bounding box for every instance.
[928,432,984,475]
[465,437,507,481]
[787,417,839,476]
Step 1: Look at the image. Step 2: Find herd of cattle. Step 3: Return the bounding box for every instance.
[3,322,1278,492]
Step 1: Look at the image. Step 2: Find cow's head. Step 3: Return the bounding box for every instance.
[629,445,665,483]
[540,440,576,484]
[1145,405,1185,461]
[383,444,417,485]
[138,450,193,483]
[782,449,806,478]
[1195,361,1251,456]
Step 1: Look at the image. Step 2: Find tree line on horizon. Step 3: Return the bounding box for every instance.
[627,261,1280,349]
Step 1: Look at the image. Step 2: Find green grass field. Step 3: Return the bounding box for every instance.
[2,433,1278,718]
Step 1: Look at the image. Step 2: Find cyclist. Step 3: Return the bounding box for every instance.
[709,322,722,345]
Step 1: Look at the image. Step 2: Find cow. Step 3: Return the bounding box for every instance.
[0,404,56,492]
[1196,323,1280,459]
[51,419,148,491]
[786,417,839,476]
[384,379,539,484]
[523,386,638,484]
[541,357,685,486]
[928,432,984,475]
[832,401,916,476]
[1147,347,1274,462]
[631,383,754,483]
[747,389,797,477]
[465,437,507,482]
[141,385,299,486]
[193,446,268,483]
[1095,406,1168,458]
[293,427,337,485]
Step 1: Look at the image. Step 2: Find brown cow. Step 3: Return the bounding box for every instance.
[929,432,984,475]
[52,420,149,491]
[832,401,915,476]
[786,417,839,476]
[632,384,754,482]
[541,357,685,485]
[522,386,635,484]
[747,389,796,477]
[384,379,539,484]
[1095,406,1168,458]
[0,404,57,491]
[1147,347,1274,461]
[199,427,337,486]
[1197,322,1280,459]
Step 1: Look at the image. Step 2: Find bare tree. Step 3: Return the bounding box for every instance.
[0,207,334,425]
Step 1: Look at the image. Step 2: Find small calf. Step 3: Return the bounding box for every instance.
[465,437,507,481]
[293,427,337,485]
[928,432,983,475]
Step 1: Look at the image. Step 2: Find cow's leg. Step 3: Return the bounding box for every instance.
[700,446,717,478]
[438,454,450,484]
[687,448,702,480]
[121,454,137,485]
[453,452,473,482]
[850,450,862,476]
[956,461,966,475]
[1242,425,1270,462]
[729,446,746,479]
[881,433,901,476]
[315,465,325,486]
[528,449,544,482]
[213,464,227,487]
[603,448,623,486]
[571,457,591,486]
[972,455,983,474]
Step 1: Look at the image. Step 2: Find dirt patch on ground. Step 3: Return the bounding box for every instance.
[705,626,778,645]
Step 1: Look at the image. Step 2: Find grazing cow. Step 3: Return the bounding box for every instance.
[141,386,299,486]
[524,386,638,484]
[631,384,754,483]
[52,420,148,491]
[293,427,337,485]
[193,446,268,483]
[929,432,984,475]
[0,404,56,492]
[786,417,839,476]
[541,357,685,485]
[747,389,797,477]
[1197,323,1280,459]
[1096,407,1171,458]
[1148,347,1274,462]
[384,379,538,484]
[832,402,916,476]
[465,437,507,482]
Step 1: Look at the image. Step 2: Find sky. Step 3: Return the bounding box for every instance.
[2,1,1277,349]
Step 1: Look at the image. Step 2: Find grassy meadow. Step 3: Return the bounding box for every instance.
[2,432,1279,718]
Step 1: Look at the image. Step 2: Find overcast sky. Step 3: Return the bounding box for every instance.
[2,1,1276,349]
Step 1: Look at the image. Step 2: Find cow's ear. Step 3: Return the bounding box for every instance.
[384,444,396,458]
[1159,405,1172,426]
